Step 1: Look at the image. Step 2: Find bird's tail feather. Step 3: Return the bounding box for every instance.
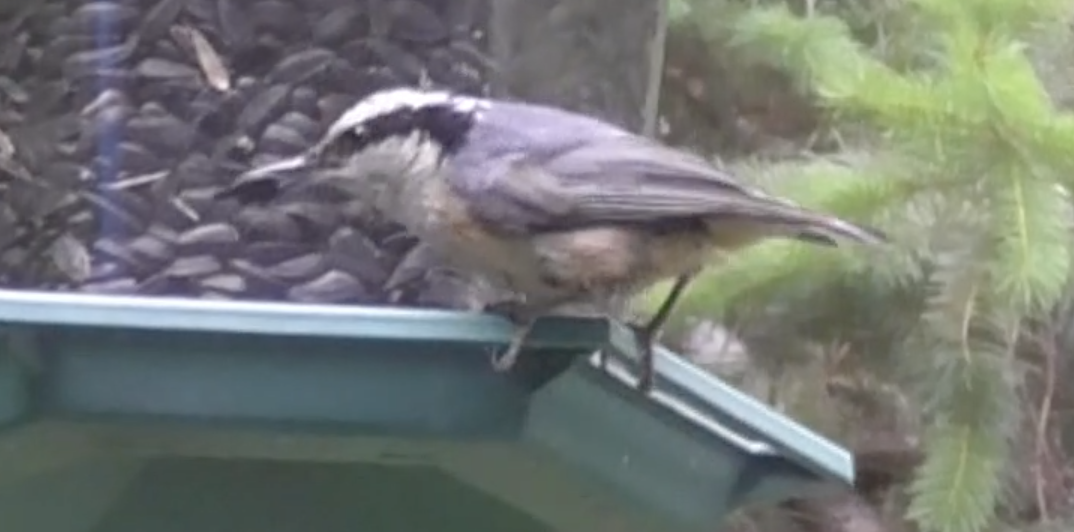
[721,206,888,248]
[792,215,888,247]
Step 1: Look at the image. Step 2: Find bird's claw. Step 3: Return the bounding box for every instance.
[490,343,521,372]
[628,322,656,393]
[489,317,535,374]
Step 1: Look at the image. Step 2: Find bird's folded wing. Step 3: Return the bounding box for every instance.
[463,135,810,233]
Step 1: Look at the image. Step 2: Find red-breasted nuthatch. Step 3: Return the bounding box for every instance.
[219,87,887,392]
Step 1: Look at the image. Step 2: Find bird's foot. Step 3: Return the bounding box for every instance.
[490,319,535,373]
[627,322,656,393]
[482,297,537,372]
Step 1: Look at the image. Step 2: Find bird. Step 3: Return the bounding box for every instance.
[217,86,888,392]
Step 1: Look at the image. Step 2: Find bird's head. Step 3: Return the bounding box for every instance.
[217,86,488,204]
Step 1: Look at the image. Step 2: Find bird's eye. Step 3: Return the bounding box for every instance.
[322,128,366,162]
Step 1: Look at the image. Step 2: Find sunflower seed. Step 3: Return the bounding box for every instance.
[200,273,246,293]
[62,35,138,78]
[280,201,340,230]
[328,228,389,286]
[82,192,143,232]
[93,238,147,270]
[386,0,449,46]
[165,255,222,277]
[0,127,14,160]
[70,68,133,87]
[177,222,240,254]
[347,67,400,94]
[0,76,28,105]
[171,153,217,186]
[277,111,320,141]
[44,15,76,38]
[80,88,127,118]
[0,31,28,71]
[338,39,378,67]
[25,80,70,118]
[104,171,169,191]
[237,84,291,136]
[81,277,138,294]
[139,0,187,42]
[449,40,497,71]
[365,39,426,81]
[384,242,435,292]
[179,186,233,220]
[185,0,216,23]
[50,233,92,283]
[244,241,306,264]
[112,142,161,175]
[288,270,366,303]
[379,230,419,255]
[312,4,367,45]
[168,198,201,224]
[320,58,367,92]
[107,189,156,224]
[173,25,232,92]
[264,253,325,280]
[10,117,72,172]
[146,225,180,243]
[258,124,307,154]
[228,258,288,293]
[2,4,36,32]
[41,162,85,186]
[216,0,255,50]
[85,261,124,282]
[139,271,195,294]
[126,113,195,154]
[82,104,131,145]
[149,38,186,63]
[251,0,302,34]
[135,57,200,80]
[289,85,319,116]
[199,291,233,300]
[316,93,355,123]
[126,234,175,263]
[265,48,334,85]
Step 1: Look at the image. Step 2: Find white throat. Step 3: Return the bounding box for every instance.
[331,131,450,213]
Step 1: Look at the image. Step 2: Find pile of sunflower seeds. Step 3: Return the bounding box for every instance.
[0,0,496,306]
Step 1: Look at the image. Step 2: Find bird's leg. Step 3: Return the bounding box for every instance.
[630,272,697,392]
[491,318,537,372]
[482,297,537,372]
[484,287,585,373]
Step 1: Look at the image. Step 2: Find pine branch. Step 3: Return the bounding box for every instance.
[908,422,1008,532]
[910,0,1074,39]
[989,171,1073,314]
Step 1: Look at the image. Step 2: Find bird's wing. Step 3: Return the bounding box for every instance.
[451,133,886,246]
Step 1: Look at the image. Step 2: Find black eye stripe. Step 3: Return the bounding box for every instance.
[321,127,365,162]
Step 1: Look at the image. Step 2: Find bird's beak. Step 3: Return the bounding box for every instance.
[241,153,316,180]
[216,152,318,203]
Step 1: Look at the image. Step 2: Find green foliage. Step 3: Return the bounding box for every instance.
[656,0,1074,531]
[907,422,1007,532]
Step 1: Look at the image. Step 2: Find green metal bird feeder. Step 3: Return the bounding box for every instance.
[0,290,853,532]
